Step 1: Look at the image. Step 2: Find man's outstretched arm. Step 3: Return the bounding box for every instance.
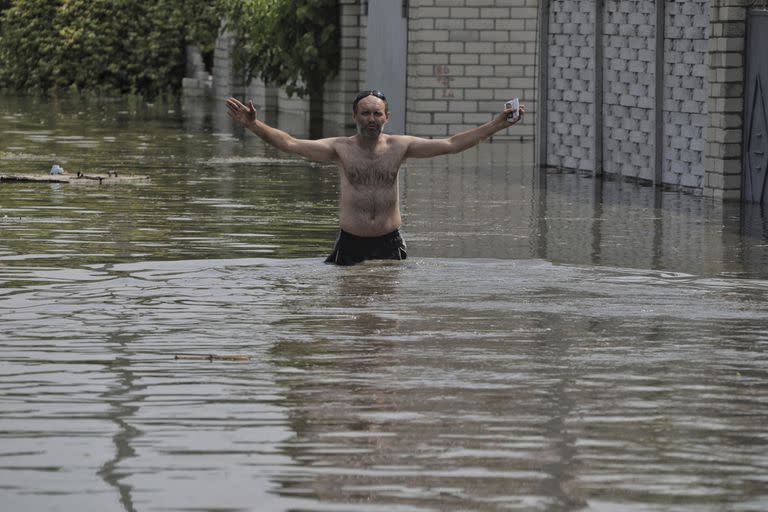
[403,104,525,159]
[225,97,337,163]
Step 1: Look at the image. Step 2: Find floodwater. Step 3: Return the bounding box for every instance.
[1,94,767,511]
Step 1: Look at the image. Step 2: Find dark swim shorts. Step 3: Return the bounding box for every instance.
[325,229,407,266]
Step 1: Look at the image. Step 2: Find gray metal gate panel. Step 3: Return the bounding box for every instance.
[744,11,768,203]
[365,0,408,135]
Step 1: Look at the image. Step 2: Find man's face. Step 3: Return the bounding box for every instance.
[353,96,390,138]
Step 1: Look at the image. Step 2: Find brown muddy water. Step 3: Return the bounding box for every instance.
[1,95,767,511]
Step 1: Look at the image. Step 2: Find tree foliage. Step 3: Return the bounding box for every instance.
[0,0,220,96]
[222,0,340,98]
[0,0,340,102]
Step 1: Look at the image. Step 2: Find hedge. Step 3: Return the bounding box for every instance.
[0,0,220,97]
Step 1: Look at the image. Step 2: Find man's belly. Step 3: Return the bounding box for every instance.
[339,191,401,237]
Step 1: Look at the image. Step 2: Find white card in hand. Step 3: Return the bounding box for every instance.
[505,98,520,122]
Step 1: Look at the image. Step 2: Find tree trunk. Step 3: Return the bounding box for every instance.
[309,85,325,139]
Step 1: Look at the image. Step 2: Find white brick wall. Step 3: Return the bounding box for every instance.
[406,0,538,140]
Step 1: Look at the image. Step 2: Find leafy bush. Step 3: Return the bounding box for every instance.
[0,0,220,97]
[222,0,340,136]
[0,0,59,92]
[222,0,340,98]
[0,0,340,106]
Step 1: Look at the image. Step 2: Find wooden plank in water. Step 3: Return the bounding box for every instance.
[0,172,150,185]
[174,354,251,362]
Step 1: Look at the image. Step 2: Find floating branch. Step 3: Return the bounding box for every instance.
[174,354,251,362]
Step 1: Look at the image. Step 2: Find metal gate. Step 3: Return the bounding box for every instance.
[365,0,408,134]
[744,10,768,203]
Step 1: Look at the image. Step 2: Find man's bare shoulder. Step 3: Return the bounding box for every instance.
[385,134,430,146]
[381,134,413,141]
[323,135,361,151]
[332,135,357,145]
[380,134,416,149]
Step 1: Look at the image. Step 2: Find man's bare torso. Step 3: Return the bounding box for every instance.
[333,134,408,237]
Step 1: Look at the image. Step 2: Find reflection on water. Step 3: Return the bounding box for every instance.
[1,95,768,511]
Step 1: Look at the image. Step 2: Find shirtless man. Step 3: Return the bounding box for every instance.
[225,90,524,265]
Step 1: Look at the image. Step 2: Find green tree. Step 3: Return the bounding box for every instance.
[52,0,130,93]
[0,0,60,92]
[0,0,220,96]
[223,0,340,137]
[0,0,340,130]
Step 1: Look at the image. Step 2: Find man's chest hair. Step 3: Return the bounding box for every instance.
[343,159,400,188]
[338,140,404,188]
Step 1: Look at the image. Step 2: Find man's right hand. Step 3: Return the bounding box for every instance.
[225,97,257,128]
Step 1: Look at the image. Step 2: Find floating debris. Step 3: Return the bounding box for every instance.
[174,354,251,362]
[1,171,149,185]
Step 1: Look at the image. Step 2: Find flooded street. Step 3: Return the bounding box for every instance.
[1,95,767,511]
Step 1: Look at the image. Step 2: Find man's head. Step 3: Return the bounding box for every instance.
[352,90,390,138]
[352,90,388,114]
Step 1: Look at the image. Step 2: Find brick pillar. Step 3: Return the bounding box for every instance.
[323,0,365,135]
[212,22,240,100]
[704,1,746,200]
[211,20,271,108]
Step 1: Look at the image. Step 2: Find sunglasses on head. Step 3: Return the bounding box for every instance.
[353,90,387,110]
